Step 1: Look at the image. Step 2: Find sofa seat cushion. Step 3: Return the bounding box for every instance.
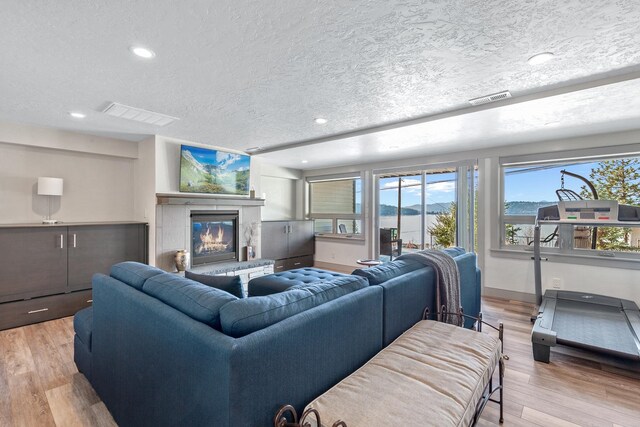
[142,274,238,330]
[220,275,368,337]
[111,261,165,290]
[248,268,349,296]
[185,270,245,298]
[73,307,93,350]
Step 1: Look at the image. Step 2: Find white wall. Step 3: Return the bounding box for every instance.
[251,157,303,220]
[134,136,157,263]
[0,120,137,158]
[302,129,640,305]
[0,123,138,224]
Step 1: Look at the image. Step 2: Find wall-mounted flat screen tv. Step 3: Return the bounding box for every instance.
[179,145,250,195]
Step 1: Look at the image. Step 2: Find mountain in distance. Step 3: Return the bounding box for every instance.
[375,201,555,216]
[377,203,452,216]
[505,201,555,215]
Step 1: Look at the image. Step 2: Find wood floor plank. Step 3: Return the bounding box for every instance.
[0,343,13,427]
[8,371,56,427]
[45,373,107,427]
[22,323,73,391]
[0,327,36,376]
[522,407,582,427]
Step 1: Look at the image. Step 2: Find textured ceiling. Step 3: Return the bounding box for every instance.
[1,1,640,167]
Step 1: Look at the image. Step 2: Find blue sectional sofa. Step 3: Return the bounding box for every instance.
[73,248,481,427]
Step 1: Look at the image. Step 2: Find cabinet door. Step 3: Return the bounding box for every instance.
[260,221,289,260]
[67,224,146,291]
[0,227,67,303]
[287,221,315,257]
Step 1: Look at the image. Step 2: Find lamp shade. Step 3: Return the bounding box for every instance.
[37,177,64,196]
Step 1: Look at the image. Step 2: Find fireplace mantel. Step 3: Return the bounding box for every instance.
[157,193,265,207]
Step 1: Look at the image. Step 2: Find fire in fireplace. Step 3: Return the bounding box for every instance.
[191,211,239,265]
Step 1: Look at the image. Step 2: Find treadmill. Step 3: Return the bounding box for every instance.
[531,201,640,363]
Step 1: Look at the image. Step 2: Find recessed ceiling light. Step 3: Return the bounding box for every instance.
[301,160,309,164]
[527,52,554,65]
[69,111,86,119]
[130,46,156,59]
[314,118,328,124]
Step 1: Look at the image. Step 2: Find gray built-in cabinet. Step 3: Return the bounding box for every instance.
[0,222,148,330]
[261,220,314,272]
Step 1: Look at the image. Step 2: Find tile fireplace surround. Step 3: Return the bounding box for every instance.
[155,193,264,272]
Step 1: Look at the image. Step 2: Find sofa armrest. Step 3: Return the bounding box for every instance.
[454,253,482,328]
[91,274,237,427]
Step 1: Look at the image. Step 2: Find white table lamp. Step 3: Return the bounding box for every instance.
[37,177,63,224]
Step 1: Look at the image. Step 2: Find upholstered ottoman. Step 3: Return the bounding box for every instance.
[248,268,349,296]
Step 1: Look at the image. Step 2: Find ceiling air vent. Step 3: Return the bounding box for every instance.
[103,102,179,126]
[468,90,512,106]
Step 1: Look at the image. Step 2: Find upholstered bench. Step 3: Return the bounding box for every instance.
[248,267,350,296]
[276,319,505,427]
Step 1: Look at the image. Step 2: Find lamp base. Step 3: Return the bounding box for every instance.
[42,219,59,224]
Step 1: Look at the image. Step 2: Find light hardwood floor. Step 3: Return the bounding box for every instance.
[1,297,639,426]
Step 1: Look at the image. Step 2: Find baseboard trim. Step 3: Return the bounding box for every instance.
[314,261,356,274]
[483,287,537,304]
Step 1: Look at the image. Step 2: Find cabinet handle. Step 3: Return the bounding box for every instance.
[284,225,288,234]
[87,299,93,303]
[59,234,64,249]
[294,262,301,266]
[73,234,77,248]
[288,225,292,233]
[276,265,284,269]
[28,308,49,314]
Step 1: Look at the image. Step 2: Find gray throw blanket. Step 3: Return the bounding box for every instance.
[396,249,461,325]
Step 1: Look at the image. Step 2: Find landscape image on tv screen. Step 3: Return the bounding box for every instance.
[179,145,250,195]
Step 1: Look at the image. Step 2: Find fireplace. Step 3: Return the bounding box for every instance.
[191,211,239,265]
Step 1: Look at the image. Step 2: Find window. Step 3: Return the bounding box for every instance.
[308,174,362,236]
[374,161,476,259]
[501,153,640,256]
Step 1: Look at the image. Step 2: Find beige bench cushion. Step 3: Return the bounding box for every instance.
[305,320,501,427]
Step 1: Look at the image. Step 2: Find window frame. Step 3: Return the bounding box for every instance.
[496,145,640,268]
[373,159,477,255]
[306,172,364,239]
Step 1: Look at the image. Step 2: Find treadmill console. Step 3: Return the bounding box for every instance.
[557,200,619,222]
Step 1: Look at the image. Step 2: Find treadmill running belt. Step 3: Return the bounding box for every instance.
[553,299,640,359]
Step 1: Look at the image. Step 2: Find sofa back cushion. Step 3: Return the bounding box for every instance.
[352,248,467,286]
[142,274,237,330]
[351,259,422,286]
[185,270,245,298]
[110,261,165,290]
[220,275,368,337]
[442,247,466,258]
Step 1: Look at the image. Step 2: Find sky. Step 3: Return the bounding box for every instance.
[379,172,457,206]
[504,162,597,202]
